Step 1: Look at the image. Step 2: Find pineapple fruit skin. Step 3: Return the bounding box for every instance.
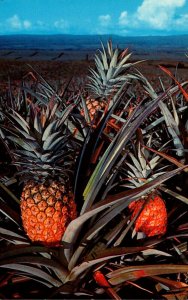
[81,97,106,122]
[20,181,77,246]
[86,97,105,121]
[129,195,167,237]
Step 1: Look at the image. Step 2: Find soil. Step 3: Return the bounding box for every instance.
[0,56,187,93]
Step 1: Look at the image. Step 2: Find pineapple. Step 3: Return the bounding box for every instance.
[84,96,106,122]
[1,103,77,246]
[20,181,76,246]
[128,194,167,237]
[123,142,167,237]
[84,40,138,123]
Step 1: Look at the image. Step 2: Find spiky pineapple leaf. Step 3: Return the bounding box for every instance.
[6,136,37,152]
[107,40,113,57]
[42,119,58,141]
[159,101,184,156]
[160,186,188,205]
[0,181,20,204]
[159,65,188,102]
[8,110,30,134]
[43,131,61,150]
[0,263,62,287]
[63,165,186,262]
[82,87,180,213]
[0,245,57,260]
[107,264,188,285]
[0,198,21,225]
[0,256,67,279]
[143,144,188,171]
[100,45,108,70]
[34,113,42,134]
[0,227,29,244]
[109,48,118,68]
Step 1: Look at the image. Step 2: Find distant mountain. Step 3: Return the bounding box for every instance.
[0,34,188,61]
[0,34,188,50]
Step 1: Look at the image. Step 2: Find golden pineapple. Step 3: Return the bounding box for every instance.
[20,181,76,246]
[124,143,167,237]
[2,103,77,246]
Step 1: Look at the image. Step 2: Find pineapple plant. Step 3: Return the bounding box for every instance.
[122,142,168,237]
[83,40,139,124]
[1,102,77,246]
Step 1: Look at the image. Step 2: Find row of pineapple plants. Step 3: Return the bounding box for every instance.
[0,41,188,299]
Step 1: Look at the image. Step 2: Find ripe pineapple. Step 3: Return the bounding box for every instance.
[84,97,106,122]
[84,40,138,123]
[2,103,77,246]
[128,195,167,237]
[123,143,167,237]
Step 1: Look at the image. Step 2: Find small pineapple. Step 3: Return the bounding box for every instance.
[84,40,137,123]
[128,195,167,237]
[84,96,106,122]
[2,103,77,246]
[123,142,167,237]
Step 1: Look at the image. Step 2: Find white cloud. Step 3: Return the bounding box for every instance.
[136,0,186,29]
[23,20,31,29]
[99,14,111,27]
[119,11,128,26]
[7,14,22,29]
[7,14,32,30]
[54,19,69,30]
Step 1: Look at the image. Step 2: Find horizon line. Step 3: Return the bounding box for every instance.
[0,33,188,38]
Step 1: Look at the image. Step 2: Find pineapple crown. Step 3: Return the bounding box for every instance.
[121,140,168,189]
[1,101,77,184]
[87,40,137,100]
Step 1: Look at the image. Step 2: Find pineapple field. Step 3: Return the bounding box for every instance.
[0,41,188,299]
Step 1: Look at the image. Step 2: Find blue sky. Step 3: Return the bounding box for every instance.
[0,0,188,36]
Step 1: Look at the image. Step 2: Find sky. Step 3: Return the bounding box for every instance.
[0,0,188,36]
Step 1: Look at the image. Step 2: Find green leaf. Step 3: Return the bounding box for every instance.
[100,44,108,70]
[94,53,104,71]
[43,132,62,150]
[9,110,30,134]
[109,48,118,68]
[7,136,36,152]
[34,113,42,134]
